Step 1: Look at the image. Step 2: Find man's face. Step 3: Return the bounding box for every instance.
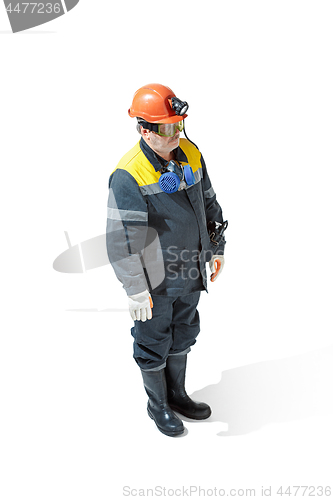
[141,127,180,160]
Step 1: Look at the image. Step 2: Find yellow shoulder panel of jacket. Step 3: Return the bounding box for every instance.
[111,142,160,187]
[111,139,202,187]
[178,138,202,174]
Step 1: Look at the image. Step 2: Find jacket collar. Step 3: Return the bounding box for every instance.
[139,137,188,172]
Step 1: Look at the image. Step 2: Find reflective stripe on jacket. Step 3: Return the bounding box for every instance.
[106,138,225,296]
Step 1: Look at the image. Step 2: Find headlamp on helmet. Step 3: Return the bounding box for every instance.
[170,97,189,116]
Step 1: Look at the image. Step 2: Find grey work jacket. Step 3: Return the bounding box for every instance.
[106,138,226,297]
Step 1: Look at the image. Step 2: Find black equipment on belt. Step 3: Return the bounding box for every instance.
[207,220,228,246]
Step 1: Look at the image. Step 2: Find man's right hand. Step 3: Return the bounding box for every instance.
[128,290,153,322]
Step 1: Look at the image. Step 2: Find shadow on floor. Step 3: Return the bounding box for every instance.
[188,345,333,436]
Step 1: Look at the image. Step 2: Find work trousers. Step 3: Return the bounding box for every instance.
[131,291,201,371]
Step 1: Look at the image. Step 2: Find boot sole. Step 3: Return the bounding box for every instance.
[147,407,184,437]
[169,404,212,420]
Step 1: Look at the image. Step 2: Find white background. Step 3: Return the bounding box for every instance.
[1,1,333,499]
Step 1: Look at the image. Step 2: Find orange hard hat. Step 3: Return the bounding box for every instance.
[128,83,188,124]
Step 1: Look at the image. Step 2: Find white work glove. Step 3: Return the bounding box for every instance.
[128,290,153,322]
[209,255,225,282]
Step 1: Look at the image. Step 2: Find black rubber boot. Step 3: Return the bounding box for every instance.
[165,354,211,420]
[141,368,185,437]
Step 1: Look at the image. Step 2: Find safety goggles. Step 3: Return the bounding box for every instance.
[155,121,184,137]
[138,119,184,137]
